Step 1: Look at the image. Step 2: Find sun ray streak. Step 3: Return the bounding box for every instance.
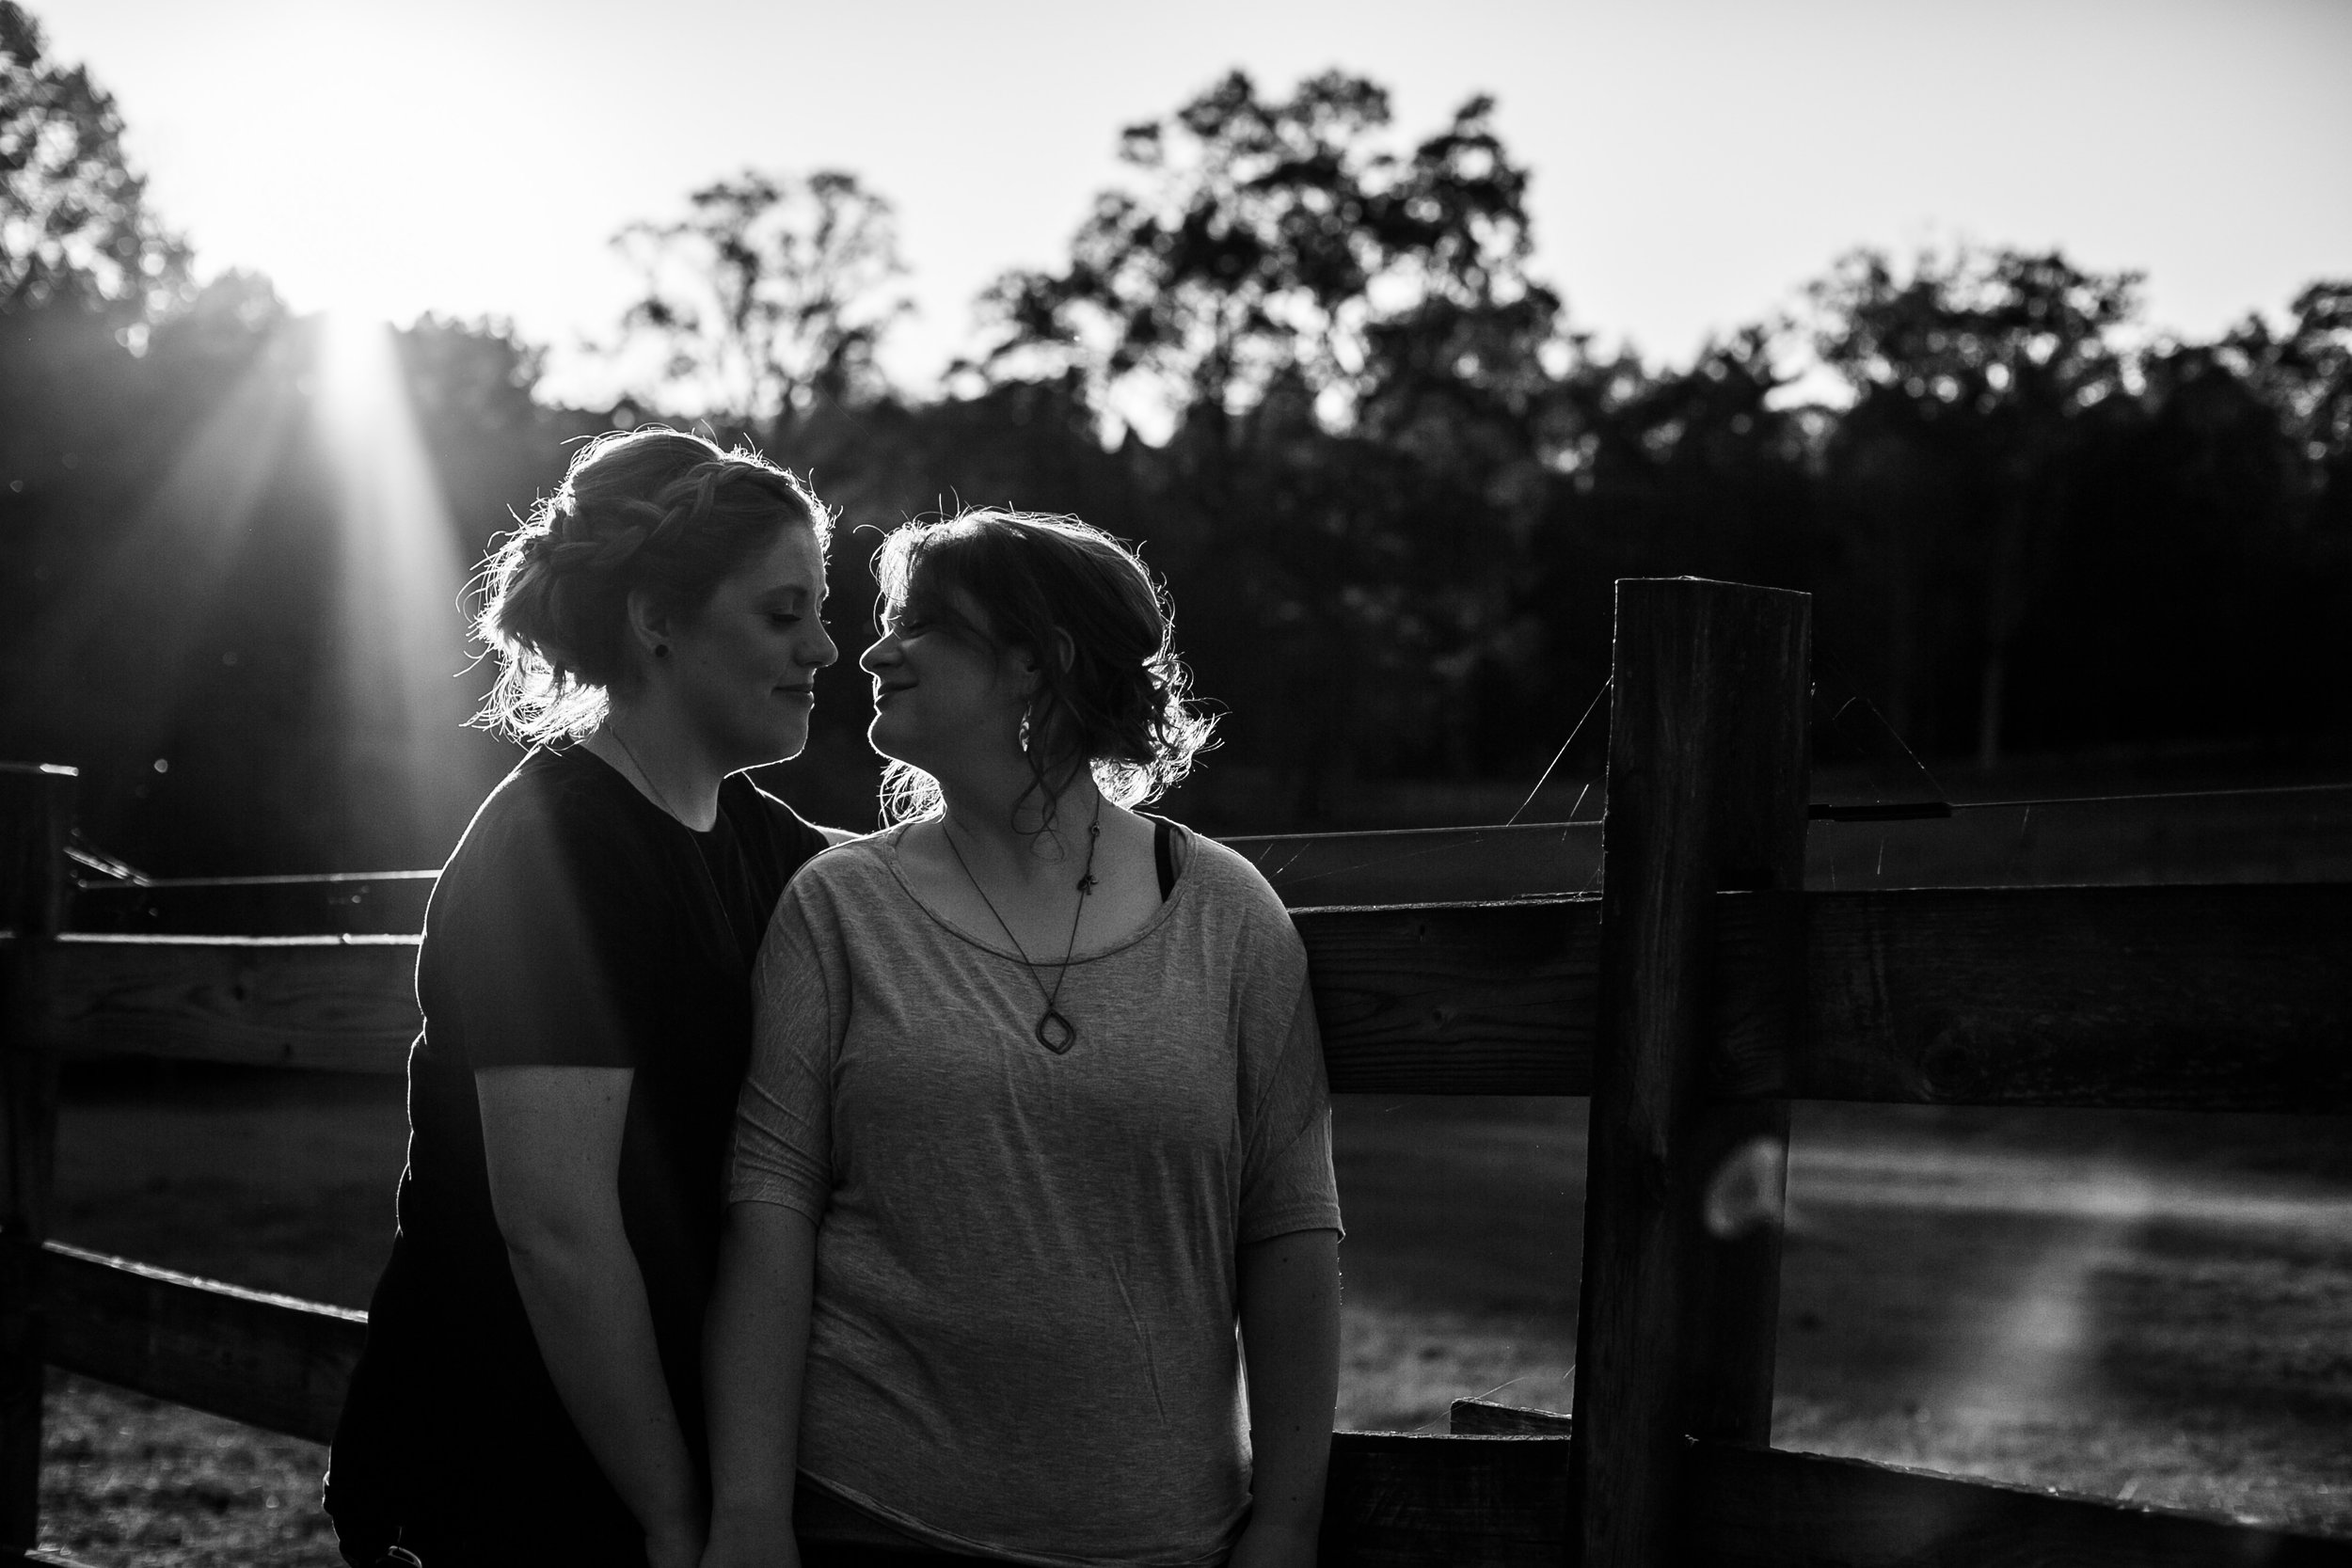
[27,351,300,760]
[316,313,477,863]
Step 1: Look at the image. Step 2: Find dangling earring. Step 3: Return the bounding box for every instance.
[1018,707,1033,756]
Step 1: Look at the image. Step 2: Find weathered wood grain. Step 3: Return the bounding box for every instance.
[31,934,419,1074]
[1795,883,2352,1111]
[1449,1397,1574,1436]
[1683,1439,2352,1566]
[1572,578,1810,1568]
[1296,900,1597,1095]
[34,1241,365,1448]
[1323,1432,1572,1567]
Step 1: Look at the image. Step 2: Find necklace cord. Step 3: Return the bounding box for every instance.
[606,723,688,825]
[942,793,1104,1053]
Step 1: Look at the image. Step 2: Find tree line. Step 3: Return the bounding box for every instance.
[2,3,2345,871]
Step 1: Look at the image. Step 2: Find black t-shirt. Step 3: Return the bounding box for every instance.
[327,745,829,1557]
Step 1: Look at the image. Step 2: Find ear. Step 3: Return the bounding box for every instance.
[1009,647,1044,697]
[1009,632,1073,696]
[623,589,675,665]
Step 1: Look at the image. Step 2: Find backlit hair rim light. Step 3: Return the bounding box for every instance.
[871,509,1216,827]
[469,426,833,744]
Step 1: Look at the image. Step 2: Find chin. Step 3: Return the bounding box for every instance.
[740,720,810,768]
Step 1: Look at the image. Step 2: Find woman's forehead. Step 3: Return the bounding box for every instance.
[899,558,963,608]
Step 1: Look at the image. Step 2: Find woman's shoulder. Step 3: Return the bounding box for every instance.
[762,831,908,947]
[447,747,642,868]
[1167,825,1291,920]
[722,773,834,873]
[425,750,664,943]
[779,828,898,896]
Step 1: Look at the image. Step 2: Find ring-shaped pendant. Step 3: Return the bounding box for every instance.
[1035,1008,1076,1054]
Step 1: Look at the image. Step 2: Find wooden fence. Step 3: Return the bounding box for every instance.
[4,576,2350,1566]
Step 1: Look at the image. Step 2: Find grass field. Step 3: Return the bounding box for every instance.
[38,1065,2352,1564]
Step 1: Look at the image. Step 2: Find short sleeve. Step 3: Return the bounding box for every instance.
[1236,928,1344,1244]
[433,782,672,1071]
[728,877,842,1221]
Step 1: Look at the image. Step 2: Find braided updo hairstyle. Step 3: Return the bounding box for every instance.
[472,426,833,743]
[872,509,1216,825]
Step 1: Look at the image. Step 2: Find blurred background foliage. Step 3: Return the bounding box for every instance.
[2,7,2346,872]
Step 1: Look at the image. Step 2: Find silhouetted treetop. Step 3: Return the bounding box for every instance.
[0,0,190,320]
[978,69,1563,441]
[1809,246,2142,420]
[612,167,911,431]
[2225,279,2352,491]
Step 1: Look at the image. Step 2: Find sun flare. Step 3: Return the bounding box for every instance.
[313,309,479,848]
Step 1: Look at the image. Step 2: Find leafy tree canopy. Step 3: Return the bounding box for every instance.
[2224,279,2352,483]
[0,0,189,318]
[612,167,911,432]
[1808,245,2142,428]
[978,69,1564,441]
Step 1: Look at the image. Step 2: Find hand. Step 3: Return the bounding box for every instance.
[1226,1513,1320,1568]
[644,1516,708,1568]
[700,1502,801,1568]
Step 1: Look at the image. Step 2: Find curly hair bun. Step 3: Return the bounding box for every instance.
[471,427,833,744]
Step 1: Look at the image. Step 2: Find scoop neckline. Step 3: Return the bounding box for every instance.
[877,818,1189,965]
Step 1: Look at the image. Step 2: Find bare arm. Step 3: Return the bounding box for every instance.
[477,1066,703,1568]
[701,1200,818,1568]
[1230,1227,1342,1567]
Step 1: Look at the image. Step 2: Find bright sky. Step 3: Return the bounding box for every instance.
[32,0,2352,409]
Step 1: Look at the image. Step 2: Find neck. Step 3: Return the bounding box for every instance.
[588,701,725,832]
[935,761,1101,883]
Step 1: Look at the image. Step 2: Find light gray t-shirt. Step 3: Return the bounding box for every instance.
[730,823,1343,1568]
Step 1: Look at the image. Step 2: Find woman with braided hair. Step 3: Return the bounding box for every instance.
[326,426,852,1568]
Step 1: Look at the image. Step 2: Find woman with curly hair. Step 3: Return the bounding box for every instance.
[704,511,1343,1568]
[326,427,850,1568]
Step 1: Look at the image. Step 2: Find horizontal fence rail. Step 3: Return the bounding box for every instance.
[26,883,2350,1109]
[36,1241,362,1447]
[67,870,438,938]
[1228,823,1602,907]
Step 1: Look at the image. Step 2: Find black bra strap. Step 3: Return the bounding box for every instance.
[1153,816,1178,902]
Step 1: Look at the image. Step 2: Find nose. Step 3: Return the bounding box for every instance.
[859,632,899,674]
[803,617,838,670]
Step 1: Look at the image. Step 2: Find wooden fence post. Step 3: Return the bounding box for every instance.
[0,765,72,1549]
[1570,581,1810,1566]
